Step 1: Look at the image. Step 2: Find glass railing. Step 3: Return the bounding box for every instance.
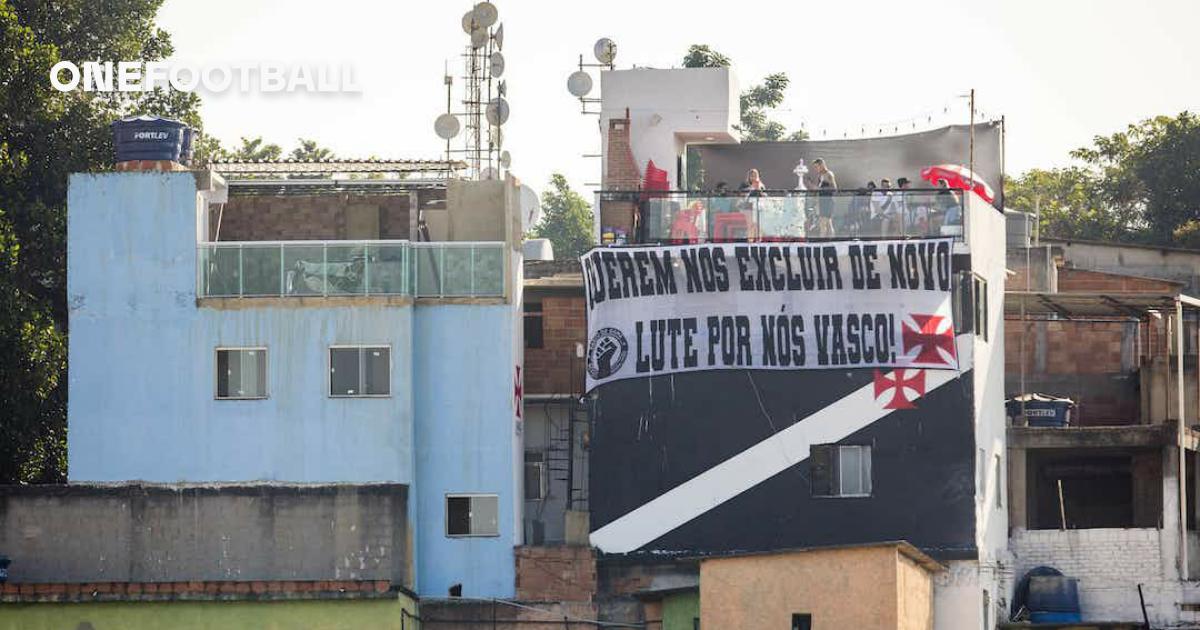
[598,189,966,244]
[197,240,506,299]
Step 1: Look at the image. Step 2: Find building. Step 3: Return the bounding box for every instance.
[1005,231,1200,626]
[698,542,942,630]
[62,159,525,599]
[579,66,1010,630]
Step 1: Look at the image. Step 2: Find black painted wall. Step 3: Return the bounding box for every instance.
[589,368,977,559]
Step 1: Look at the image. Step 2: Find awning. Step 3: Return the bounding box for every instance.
[1004,291,1200,319]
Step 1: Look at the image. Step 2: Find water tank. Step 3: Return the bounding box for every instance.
[111,115,193,165]
[523,238,554,261]
[1027,575,1081,623]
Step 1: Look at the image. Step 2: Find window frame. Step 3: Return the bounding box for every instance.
[836,444,873,498]
[444,493,501,538]
[810,443,873,498]
[328,344,392,398]
[214,346,269,401]
[524,450,548,501]
[973,273,989,341]
[524,301,545,349]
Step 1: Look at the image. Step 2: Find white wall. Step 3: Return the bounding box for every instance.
[1009,528,1195,625]
[600,67,739,189]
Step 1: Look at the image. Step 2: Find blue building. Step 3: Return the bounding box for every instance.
[66,161,524,598]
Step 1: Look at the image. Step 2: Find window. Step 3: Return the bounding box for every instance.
[791,614,812,630]
[446,494,500,537]
[810,444,872,497]
[524,302,544,349]
[215,348,268,399]
[329,346,390,397]
[994,454,1004,509]
[524,451,547,501]
[953,271,974,334]
[973,274,989,341]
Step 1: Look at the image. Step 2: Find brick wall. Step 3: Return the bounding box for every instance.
[514,546,596,602]
[1009,528,1170,623]
[601,115,640,238]
[525,295,586,395]
[1004,266,1184,425]
[212,195,410,241]
[1058,267,1180,293]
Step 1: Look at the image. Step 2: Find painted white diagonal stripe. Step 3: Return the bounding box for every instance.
[589,369,960,553]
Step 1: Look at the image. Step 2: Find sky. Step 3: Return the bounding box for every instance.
[157,0,1200,198]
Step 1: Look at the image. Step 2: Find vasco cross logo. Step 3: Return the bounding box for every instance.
[587,327,628,380]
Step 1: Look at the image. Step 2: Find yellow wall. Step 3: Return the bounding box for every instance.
[896,551,935,630]
[700,546,933,630]
[0,595,418,630]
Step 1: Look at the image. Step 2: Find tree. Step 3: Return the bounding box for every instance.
[529,174,595,260]
[1007,112,1200,246]
[290,138,336,162]
[681,44,807,142]
[0,0,205,482]
[227,136,283,161]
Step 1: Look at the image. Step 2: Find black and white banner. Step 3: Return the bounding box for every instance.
[580,239,959,391]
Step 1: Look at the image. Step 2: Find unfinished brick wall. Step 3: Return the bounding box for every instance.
[514,546,596,602]
[524,295,587,396]
[1004,266,1186,425]
[211,195,410,241]
[1058,267,1181,293]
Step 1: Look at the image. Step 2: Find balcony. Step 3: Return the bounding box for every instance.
[597,189,966,244]
[197,240,505,299]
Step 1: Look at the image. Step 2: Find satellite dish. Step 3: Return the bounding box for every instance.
[434,113,461,140]
[567,71,593,97]
[490,52,505,77]
[481,166,499,180]
[472,2,498,28]
[499,150,511,168]
[461,11,476,34]
[519,184,542,229]
[470,27,488,48]
[492,24,504,50]
[485,97,510,126]
[594,38,617,64]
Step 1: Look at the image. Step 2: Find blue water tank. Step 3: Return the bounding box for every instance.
[1028,575,1081,619]
[111,115,192,164]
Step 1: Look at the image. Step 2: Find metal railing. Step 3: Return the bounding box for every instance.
[197,240,506,299]
[597,189,967,244]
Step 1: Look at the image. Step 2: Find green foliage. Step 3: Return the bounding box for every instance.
[1008,112,1200,246]
[681,44,806,142]
[1,0,201,482]
[290,138,336,162]
[529,174,595,260]
[226,136,283,161]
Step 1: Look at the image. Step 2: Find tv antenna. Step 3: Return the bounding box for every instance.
[566,37,615,116]
[434,2,510,179]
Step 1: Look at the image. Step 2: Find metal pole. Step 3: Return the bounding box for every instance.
[968,89,976,178]
[1177,298,1189,580]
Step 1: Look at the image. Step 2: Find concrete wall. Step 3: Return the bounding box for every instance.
[413,302,520,598]
[522,401,587,544]
[68,172,524,599]
[1009,528,1190,625]
[0,597,416,630]
[700,546,933,630]
[0,484,409,584]
[67,174,416,483]
[965,194,1010,629]
[1048,238,1200,294]
[600,67,739,190]
[662,590,699,630]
